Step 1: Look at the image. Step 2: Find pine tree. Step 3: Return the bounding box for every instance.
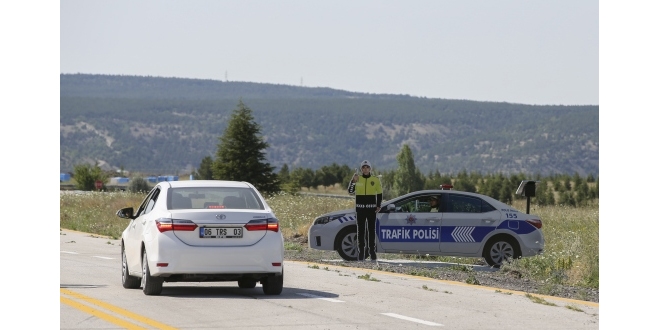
[192,156,214,180]
[278,164,290,184]
[212,100,280,194]
[393,144,424,196]
[73,162,108,191]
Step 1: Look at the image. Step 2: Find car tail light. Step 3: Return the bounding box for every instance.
[155,218,198,233]
[526,219,542,229]
[244,218,279,232]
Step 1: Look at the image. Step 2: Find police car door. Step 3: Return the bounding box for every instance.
[376,194,441,253]
[439,194,498,255]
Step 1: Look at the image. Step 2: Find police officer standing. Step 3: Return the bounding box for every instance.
[348,160,383,261]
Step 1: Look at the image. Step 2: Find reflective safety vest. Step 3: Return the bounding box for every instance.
[348,175,383,210]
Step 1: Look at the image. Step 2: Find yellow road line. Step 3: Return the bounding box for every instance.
[60,296,146,330]
[60,288,178,330]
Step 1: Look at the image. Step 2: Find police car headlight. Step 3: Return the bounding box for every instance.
[313,214,345,225]
[314,216,331,225]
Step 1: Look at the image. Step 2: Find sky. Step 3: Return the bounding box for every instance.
[59,0,599,106]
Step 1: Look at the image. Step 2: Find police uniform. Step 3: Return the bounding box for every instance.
[348,160,383,261]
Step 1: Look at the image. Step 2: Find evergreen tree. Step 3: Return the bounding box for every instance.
[192,156,214,180]
[575,181,590,206]
[338,164,354,188]
[454,176,477,193]
[73,162,108,191]
[586,173,596,183]
[572,172,583,188]
[212,101,280,194]
[318,164,338,188]
[559,191,576,207]
[393,144,424,196]
[379,169,397,200]
[127,176,150,193]
[546,184,556,205]
[278,164,290,184]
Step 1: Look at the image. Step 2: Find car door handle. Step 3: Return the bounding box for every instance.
[482,219,495,224]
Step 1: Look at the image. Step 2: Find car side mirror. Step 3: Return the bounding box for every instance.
[116,207,135,219]
[385,204,396,213]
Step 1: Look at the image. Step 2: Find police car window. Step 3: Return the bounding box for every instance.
[395,196,428,213]
[445,194,482,213]
[481,201,496,212]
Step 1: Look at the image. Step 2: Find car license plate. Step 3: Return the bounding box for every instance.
[200,227,243,238]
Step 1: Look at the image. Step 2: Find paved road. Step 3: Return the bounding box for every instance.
[60,229,599,329]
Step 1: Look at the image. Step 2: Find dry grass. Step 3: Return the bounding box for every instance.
[59,189,598,289]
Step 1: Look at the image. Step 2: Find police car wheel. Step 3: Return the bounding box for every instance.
[335,227,358,261]
[483,236,520,268]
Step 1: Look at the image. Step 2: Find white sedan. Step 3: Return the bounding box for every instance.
[116,180,284,295]
[308,189,544,267]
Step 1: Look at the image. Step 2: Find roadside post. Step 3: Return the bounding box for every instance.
[515,180,540,214]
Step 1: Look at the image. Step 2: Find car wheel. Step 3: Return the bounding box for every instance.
[238,279,257,289]
[262,267,283,295]
[335,227,358,261]
[121,245,140,289]
[141,250,163,295]
[483,237,520,268]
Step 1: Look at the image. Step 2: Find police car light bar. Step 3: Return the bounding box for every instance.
[440,184,453,190]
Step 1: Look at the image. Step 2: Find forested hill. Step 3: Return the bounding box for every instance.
[60,74,599,177]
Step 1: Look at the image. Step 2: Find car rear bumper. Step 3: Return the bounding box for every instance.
[518,231,545,257]
[146,233,284,277]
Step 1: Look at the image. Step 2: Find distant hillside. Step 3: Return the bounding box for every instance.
[60,74,599,177]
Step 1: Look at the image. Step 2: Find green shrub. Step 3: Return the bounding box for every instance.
[127,177,150,193]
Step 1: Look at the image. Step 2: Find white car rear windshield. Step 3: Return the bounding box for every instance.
[169,187,265,210]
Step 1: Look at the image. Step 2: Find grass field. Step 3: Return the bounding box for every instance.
[60,186,598,290]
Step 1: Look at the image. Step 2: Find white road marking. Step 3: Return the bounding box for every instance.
[61,251,78,254]
[296,293,345,302]
[93,256,114,260]
[381,313,443,326]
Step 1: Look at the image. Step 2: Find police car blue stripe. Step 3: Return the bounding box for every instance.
[337,215,356,224]
[496,220,537,235]
[450,226,475,242]
[441,226,495,243]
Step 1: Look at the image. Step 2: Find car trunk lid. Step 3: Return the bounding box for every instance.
[169,209,273,246]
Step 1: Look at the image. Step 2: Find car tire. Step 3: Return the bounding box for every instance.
[335,226,358,261]
[121,245,140,289]
[262,268,283,295]
[238,279,257,289]
[483,236,520,268]
[141,250,163,295]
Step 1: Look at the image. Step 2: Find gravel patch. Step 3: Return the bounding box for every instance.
[284,246,598,304]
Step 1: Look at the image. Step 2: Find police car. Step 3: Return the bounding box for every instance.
[308,187,544,267]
